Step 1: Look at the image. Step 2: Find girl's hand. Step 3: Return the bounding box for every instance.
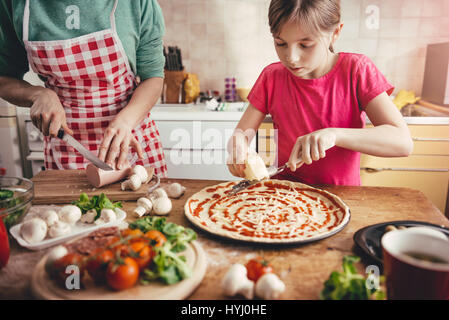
[287,128,337,171]
[226,132,250,178]
[98,120,144,170]
[30,88,73,137]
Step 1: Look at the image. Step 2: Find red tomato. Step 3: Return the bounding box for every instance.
[51,253,85,286]
[245,257,274,282]
[86,249,114,283]
[129,241,152,270]
[144,230,167,248]
[120,229,144,243]
[106,257,139,291]
[0,218,10,269]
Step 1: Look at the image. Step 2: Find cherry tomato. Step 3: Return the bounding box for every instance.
[86,249,114,283]
[51,253,85,286]
[144,230,167,247]
[120,229,144,243]
[129,241,152,269]
[245,257,274,282]
[106,257,139,291]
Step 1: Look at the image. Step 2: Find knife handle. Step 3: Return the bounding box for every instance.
[57,128,65,139]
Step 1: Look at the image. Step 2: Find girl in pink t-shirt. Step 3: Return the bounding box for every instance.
[227,0,412,186]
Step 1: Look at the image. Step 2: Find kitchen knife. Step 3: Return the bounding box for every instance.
[57,129,113,171]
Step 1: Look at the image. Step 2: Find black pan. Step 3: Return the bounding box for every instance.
[353,220,449,267]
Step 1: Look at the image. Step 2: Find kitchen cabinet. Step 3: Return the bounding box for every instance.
[153,108,256,180]
[361,124,449,217]
[257,121,449,216]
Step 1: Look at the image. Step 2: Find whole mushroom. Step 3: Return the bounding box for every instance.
[221,264,254,300]
[152,197,172,216]
[151,187,168,199]
[255,273,285,300]
[38,209,59,227]
[58,205,82,225]
[95,208,117,225]
[133,197,153,217]
[80,209,97,224]
[48,221,71,238]
[21,218,48,244]
[121,174,142,191]
[165,183,186,199]
[132,165,149,183]
[45,245,68,274]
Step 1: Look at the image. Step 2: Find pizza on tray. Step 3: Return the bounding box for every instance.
[184,179,350,244]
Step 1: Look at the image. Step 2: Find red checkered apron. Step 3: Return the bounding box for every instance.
[22,0,167,177]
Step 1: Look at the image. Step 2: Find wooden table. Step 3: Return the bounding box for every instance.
[1,172,448,299]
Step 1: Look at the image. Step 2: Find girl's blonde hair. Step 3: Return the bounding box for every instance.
[268,0,341,52]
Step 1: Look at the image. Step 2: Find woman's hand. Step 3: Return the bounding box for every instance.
[287,128,337,171]
[30,88,73,137]
[226,131,250,178]
[98,120,144,170]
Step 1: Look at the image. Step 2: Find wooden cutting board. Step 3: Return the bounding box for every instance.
[30,240,207,300]
[31,170,158,204]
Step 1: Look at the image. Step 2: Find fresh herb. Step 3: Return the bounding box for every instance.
[129,216,197,284]
[320,255,386,300]
[72,193,122,220]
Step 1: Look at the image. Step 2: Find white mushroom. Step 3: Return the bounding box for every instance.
[48,221,71,238]
[133,197,153,217]
[152,197,172,216]
[150,187,168,199]
[165,183,186,199]
[133,206,147,218]
[80,209,97,224]
[95,208,117,225]
[132,165,149,183]
[45,245,68,273]
[121,174,142,191]
[20,218,48,244]
[255,273,285,300]
[38,209,59,227]
[58,205,82,225]
[221,264,254,300]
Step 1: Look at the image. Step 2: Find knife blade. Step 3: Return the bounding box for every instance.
[57,129,113,171]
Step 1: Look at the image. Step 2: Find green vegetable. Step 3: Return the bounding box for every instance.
[129,216,197,284]
[141,242,193,285]
[0,190,14,200]
[319,255,385,300]
[72,193,122,220]
[0,189,24,229]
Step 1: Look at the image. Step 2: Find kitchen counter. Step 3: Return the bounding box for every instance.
[152,103,449,125]
[1,171,448,299]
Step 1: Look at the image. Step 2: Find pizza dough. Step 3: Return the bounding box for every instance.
[184,179,350,244]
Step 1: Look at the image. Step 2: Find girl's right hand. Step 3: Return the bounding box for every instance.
[226,132,249,178]
[30,88,73,137]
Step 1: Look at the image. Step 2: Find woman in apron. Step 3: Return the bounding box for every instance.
[0,0,167,177]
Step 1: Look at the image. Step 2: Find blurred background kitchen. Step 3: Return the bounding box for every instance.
[1,0,448,215]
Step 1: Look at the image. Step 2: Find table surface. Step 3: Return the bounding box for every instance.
[2,176,448,300]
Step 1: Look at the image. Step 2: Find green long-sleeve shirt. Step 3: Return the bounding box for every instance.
[0,0,165,81]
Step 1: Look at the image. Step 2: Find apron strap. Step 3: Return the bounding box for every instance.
[110,0,119,32]
[23,0,30,42]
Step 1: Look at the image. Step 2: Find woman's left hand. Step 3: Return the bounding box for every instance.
[287,128,337,171]
[98,120,144,170]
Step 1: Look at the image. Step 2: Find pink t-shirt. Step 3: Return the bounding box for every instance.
[248,52,394,186]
